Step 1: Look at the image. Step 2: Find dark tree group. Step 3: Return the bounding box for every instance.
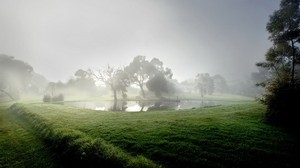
[257,0,300,126]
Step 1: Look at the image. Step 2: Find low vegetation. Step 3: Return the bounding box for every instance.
[3,102,300,168]
[0,105,58,168]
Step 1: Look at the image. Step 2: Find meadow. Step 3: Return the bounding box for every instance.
[1,100,299,168]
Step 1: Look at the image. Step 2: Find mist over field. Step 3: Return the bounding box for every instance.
[0,0,280,82]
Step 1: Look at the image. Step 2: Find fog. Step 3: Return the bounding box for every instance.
[0,0,281,83]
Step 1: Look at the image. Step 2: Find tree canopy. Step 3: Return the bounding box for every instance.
[0,54,33,100]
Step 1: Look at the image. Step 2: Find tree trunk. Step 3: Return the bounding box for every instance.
[139,84,145,98]
[291,40,296,86]
[0,89,16,101]
[113,89,117,111]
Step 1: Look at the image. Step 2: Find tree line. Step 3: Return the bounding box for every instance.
[1,54,240,105]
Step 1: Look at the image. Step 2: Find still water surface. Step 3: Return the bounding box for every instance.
[64,100,223,112]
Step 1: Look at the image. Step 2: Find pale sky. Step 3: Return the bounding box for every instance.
[0,0,280,82]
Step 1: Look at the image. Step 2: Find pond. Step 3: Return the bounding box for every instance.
[64,99,223,112]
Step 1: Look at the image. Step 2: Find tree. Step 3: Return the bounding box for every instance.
[212,74,228,94]
[0,54,33,100]
[145,58,174,99]
[125,56,151,98]
[126,56,174,99]
[146,73,175,98]
[67,69,97,95]
[195,73,214,97]
[256,0,300,126]
[91,65,130,110]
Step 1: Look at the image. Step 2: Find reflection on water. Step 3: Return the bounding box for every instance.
[64,100,219,112]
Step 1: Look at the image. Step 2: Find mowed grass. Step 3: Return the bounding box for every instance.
[8,101,300,168]
[0,105,59,168]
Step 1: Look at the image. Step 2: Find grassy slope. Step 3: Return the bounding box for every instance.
[0,105,59,168]
[10,102,300,168]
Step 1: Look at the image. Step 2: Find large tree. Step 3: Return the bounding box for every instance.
[0,54,33,100]
[125,56,151,98]
[126,56,174,99]
[257,0,300,126]
[146,58,174,99]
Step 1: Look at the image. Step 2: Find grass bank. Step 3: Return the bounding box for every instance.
[9,103,160,168]
[8,102,300,168]
[0,105,58,168]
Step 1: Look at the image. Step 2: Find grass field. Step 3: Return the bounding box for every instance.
[1,100,299,168]
[0,104,59,168]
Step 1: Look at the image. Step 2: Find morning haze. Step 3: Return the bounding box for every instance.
[0,0,280,82]
[2,1,300,167]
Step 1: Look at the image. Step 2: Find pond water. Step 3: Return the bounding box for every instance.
[64,100,222,112]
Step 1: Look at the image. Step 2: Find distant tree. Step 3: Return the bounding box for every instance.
[195,73,214,97]
[146,73,175,98]
[0,54,33,100]
[67,69,97,94]
[251,67,270,97]
[45,82,62,97]
[256,0,300,126]
[91,65,130,110]
[180,79,196,93]
[145,58,174,99]
[212,74,228,94]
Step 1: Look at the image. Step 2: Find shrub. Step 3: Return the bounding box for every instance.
[43,94,52,102]
[43,94,64,103]
[52,94,64,102]
[264,81,300,128]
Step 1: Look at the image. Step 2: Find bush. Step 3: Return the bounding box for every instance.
[43,94,52,102]
[264,82,300,127]
[52,94,64,102]
[43,94,64,103]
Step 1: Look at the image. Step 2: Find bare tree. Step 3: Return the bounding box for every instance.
[90,65,129,110]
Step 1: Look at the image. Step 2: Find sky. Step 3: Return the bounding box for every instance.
[0,0,281,83]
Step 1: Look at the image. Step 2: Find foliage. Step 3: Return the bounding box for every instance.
[125,56,152,98]
[0,54,33,100]
[67,69,97,94]
[263,81,300,126]
[145,58,174,99]
[91,66,130,110]
[212,74,228,94]
[257,0,300,126]
[125,56,174,99]
[146,73,175,98]
[195,73,214,97]
[43,94,64,103]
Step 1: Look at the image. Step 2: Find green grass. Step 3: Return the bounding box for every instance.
[6,102,300,168]
[0,105,59,168]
